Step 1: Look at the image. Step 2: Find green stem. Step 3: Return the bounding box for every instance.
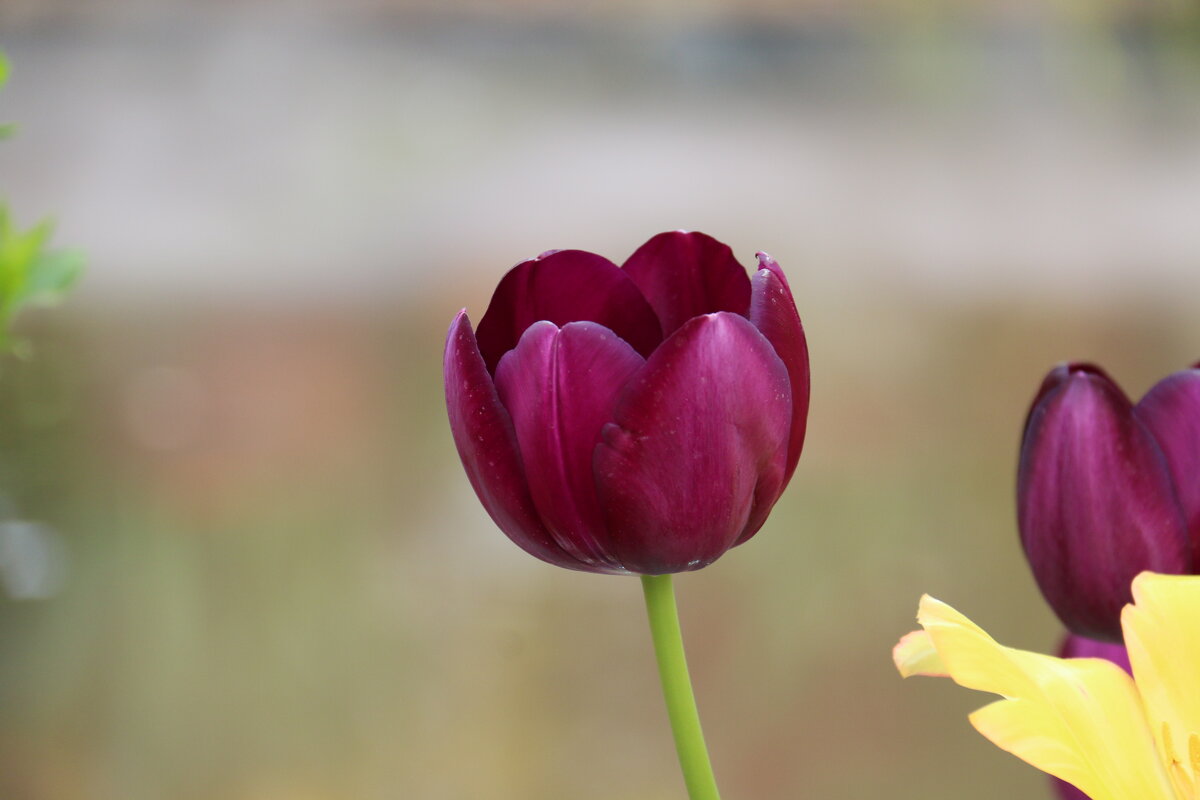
[641,574,722,800]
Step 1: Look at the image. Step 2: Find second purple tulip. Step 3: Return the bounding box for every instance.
[1017,362,1200,641]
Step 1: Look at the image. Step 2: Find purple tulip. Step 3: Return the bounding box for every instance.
[1135,363,1200,549]
[1051,633,1131,800]
[444,231,809,575]
[1057,631,1131,673]
[1017,363,1191,642]
[1053,777,1091,800]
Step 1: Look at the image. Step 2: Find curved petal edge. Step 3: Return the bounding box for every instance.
[621,231,752,337]
[494,320,644,572]
[444,311,591,571]
[474,250,663,374]
[749,252,809,490]
[594,312,791,574]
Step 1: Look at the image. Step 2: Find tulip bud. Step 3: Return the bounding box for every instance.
[1135,364,1200,554]
[444,232,809,575]
[1017,363,1190,642]
[1057,632,1131,672]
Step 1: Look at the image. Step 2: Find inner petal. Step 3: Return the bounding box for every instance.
[474,249,662,374]
[494,321,644,568]
[621,231,752,337]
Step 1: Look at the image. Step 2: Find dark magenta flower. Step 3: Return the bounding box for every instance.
[1134,363,1200,545]
[444,231,809,575]
[1018,363,1199,642]
[1057,631,1131,672]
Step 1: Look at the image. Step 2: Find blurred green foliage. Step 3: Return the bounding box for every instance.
[0,50,83,356]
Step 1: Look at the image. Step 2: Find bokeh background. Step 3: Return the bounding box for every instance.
[2,1,1200,798]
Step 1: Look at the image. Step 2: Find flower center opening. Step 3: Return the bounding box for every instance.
[1161,724,1200,800]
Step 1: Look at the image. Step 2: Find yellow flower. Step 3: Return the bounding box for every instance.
[894,572,1200,800]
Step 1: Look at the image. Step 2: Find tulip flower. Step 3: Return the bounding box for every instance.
[1057,631,1132,670]
[444,231,808,800]
[1017,363,1192,642]
[895,572,1200,800]
[444,230,809,576]
[1135,364,1200,544]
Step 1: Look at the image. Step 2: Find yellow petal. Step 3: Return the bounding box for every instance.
[912,594,1173,800]
[970,698,1096,793]
[1122,572,1200,792]
[893,628,946,678]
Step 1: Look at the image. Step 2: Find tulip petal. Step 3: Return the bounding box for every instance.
[1022,362,1090,434]
[1018,365,1190,641]
[1052,779,1091,800]
[621,231,752,337]
[443,311,590,571]
[1137,367,1200,553]
[594,312,791,574]
[1122,572,1200,794]
[494,321,644,571]
[748,252,810,490]
[474,249,663,374]
[1056,777,1094,796]
[1058,633,1131,674]
[898,595,1172,800]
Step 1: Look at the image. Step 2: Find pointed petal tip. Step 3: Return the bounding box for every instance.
[754,251,793,289]
[893,629,948,678]
[1030,362,1119,411]
[445,310,477,363]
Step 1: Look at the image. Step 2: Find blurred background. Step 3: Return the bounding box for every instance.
[2,1,1200,797]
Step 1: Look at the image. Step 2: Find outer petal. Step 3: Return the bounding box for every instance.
[474,249,662,373]
[1018,364,1190,641]
[594,312,791,574]
[748,252,810,491]
[621,231,751,337]
[494,321,644,572]
[443,311,590,571]
[897,594,1173,800]
[1122,572,1200,795]
[1136,367,1200,556]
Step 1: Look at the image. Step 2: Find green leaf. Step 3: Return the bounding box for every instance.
[13,249,84,309]
[0,51,10,136]
[0,51,85,357]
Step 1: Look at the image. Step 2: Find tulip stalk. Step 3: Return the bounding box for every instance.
[641,574,721,800]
